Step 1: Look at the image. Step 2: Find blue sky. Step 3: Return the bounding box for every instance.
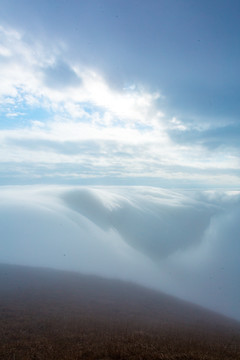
[0,0,240,187]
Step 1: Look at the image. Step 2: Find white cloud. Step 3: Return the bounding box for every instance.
[0,25,162,125]
[0,24,239,186]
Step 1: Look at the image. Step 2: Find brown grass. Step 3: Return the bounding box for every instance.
[0,264,240,359]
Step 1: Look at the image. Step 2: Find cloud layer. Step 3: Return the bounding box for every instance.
[0,24,240,187]
[1,185,240,320]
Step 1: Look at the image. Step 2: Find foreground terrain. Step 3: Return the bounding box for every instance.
[0,264,240,359]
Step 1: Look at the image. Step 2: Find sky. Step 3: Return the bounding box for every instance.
[0,0,240,187]
[1,1,240,321]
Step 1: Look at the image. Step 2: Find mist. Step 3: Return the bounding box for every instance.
[1,185,240,320]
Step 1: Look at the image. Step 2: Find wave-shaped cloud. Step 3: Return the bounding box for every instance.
[61,187,217,260]
[1,185,240,320]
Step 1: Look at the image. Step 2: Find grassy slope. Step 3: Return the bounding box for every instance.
[0,263,240,360]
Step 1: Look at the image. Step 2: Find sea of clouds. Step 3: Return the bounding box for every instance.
[0,185,240,320]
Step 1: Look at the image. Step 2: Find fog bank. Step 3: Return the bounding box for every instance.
[0,185,240,320]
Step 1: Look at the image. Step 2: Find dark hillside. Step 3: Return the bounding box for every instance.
[1,264,240,359]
